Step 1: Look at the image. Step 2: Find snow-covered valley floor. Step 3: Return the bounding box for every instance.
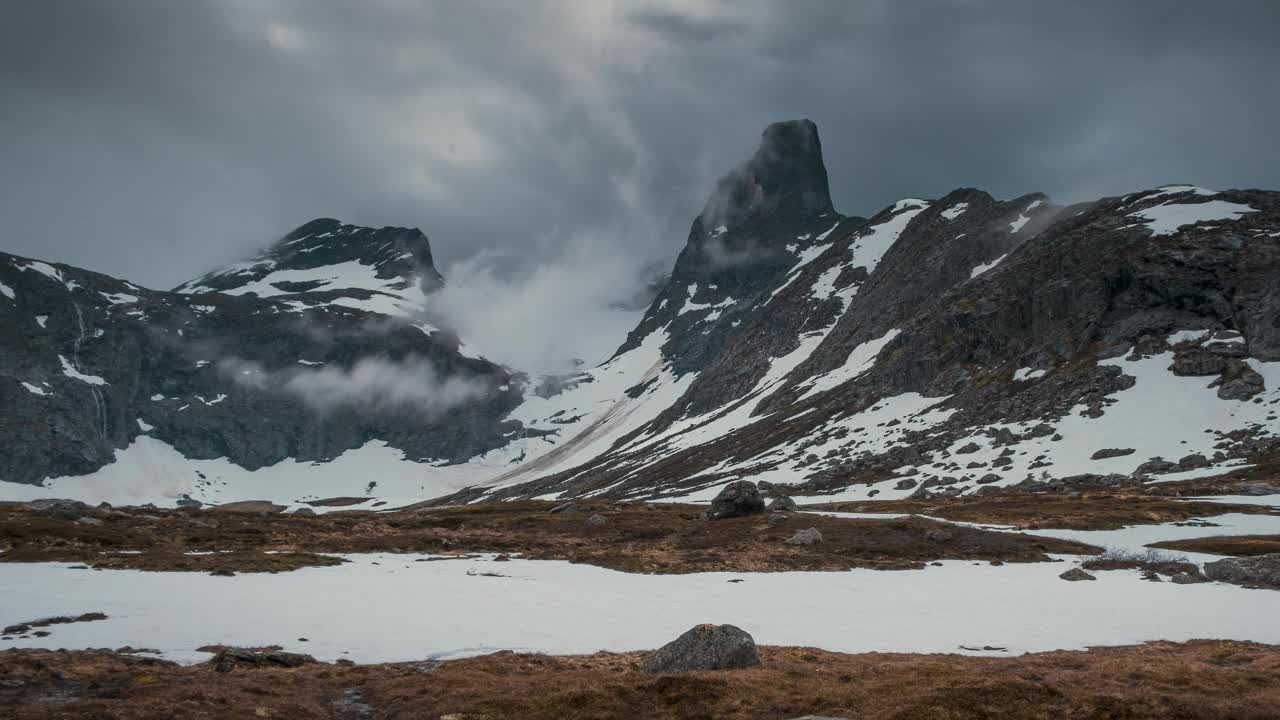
[4,542,1277,665]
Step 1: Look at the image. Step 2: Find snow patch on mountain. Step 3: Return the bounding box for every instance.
[1130,199,1257,236]
[969,253,1008,278]
[58,355,107,385]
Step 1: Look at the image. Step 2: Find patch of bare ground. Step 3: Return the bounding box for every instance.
[3,641,1280,719]
[1150,535,1280,557]
[0,501,1097,574]
[1080,548,1199,576]
[812,493,1278,530]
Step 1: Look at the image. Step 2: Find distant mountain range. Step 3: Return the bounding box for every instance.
[3,119,1278,508]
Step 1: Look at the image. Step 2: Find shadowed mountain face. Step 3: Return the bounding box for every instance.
[0,224,520,488]
[3,121,1280,509]
[700,119,834,231]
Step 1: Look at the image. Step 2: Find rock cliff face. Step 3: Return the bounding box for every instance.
[3,120,1279,507]
[450,126,1280,504]
[0,222,520,490]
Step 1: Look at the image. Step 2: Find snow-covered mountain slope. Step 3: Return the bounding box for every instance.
[438,127,1280,505]
[174,218,443,317]
[0,233,520,493]
[4,120,1280,509]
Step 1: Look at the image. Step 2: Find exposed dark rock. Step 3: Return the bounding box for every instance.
[586,514,608,527]
[1090,448,1136,460]
[210,648,318,672]
[1170,347,1227,376]
[767,495,799,512]
[705,481,766,520]
[766,512,789,528]
[784,527,823,545]
[1136,458,1181,476]
[1177,453,1210,470]
[209,501,287,515]
[25,499,92,521]
[1213,363,1266,400]
[1203,554,1280,589]
[639,624,761,673]
[1059,568,1097,582]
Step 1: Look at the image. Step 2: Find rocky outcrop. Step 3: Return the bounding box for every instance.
[785,528,823,545]
[705,481,766,520]
[639,624,761,673]
[1204,554,1280,589]
[210,647,318,672]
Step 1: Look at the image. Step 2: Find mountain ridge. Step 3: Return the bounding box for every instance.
[3,121,1279,511]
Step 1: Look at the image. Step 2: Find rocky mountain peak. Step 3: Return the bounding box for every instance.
[700,119,833,231]
[173,218,444,317]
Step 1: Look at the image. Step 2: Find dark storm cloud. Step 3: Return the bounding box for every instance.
[2,1,1278,328]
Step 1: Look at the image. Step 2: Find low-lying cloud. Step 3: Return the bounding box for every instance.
[221,355,489,418]
[426,233,661,376]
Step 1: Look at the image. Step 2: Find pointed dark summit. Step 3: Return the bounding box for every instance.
[701,119,833,229]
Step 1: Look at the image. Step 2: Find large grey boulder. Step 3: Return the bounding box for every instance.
[705,481,766,520]
[767,495,799,512]
[1203,554,1280,589]
[785,528,823,545]
[639,624,761,673]
[25,499,92,521]
[211,648,317,672]
[1213,363,1266,400]
[1059,568,1096,582]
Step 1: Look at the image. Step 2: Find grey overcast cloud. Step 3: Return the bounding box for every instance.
[3,1,1279,299]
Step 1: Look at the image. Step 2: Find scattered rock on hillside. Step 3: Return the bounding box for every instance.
[25,499,92,521]
[766,512,789,528]
[1177,453,1211,470]
[1090,448,1135,460]
[785,528,823,545]
[639,624,761,673]
[587,514,608,527]
[208,501,286,515]
[1203,554,1280,589]
[1213,364,1266,401]
[768,495,799,512]
[210,648,317,672]
[1171,571,1210,585]
[705,481,766,520]
[1243,484,1280,496]
[1060,568,1097,582]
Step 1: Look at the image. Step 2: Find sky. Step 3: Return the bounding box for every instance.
[3,1,1279,369]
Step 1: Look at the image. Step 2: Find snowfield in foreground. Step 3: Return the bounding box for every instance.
[3,549,1278,665]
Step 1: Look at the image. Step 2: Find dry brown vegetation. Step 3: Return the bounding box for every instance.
[1079,547,1199,576]
[4,641,1280,719]
[810,493,1277,530]
[1149,534,1280,557]
[0,500,1098,574]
